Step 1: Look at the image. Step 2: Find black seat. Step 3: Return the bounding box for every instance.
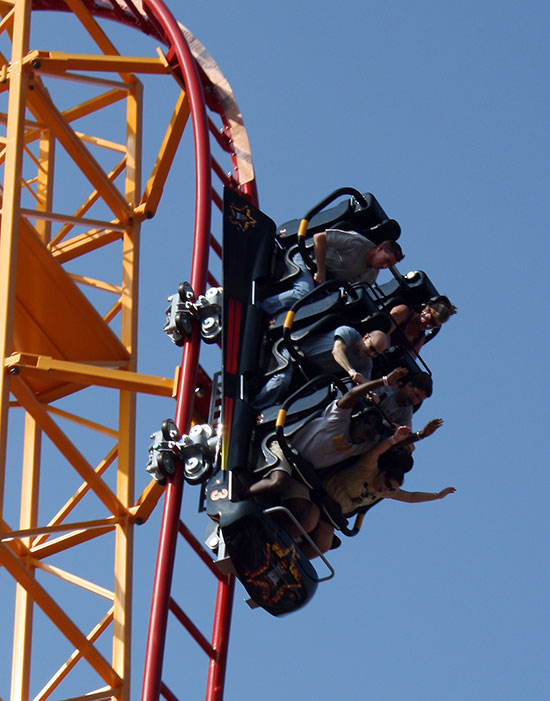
[282,310,391,380]
[265,281,380,341]
[276,191,398,246]
[367,269,447,354]
[369,270,440,313]
[371,345,428,380]
[250,382,341,479]
[256,242,309,302]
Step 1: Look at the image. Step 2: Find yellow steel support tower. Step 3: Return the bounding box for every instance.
[0,2,201,697]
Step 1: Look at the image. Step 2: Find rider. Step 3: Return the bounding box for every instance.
[261,233,404,317]
[251,327,389,410]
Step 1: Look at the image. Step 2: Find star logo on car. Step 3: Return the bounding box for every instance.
[229,202,257,232]
[244,542,303,606]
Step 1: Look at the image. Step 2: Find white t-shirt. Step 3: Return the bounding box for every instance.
[292,400,374,470]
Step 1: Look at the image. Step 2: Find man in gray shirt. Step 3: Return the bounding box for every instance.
[251,326,389,409]
[260,231,404,317]
[313,230,404,286]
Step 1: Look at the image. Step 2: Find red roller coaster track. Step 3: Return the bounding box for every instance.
[2,1,258,698]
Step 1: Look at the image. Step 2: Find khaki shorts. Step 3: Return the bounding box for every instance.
[267,440,311,502]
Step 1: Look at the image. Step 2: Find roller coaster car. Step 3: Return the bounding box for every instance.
[217,188,423,614]
[205,474,318,616]
[218,188,323,615]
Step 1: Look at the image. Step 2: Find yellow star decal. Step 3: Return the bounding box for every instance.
[243,541,303,607]
[229,202,257,232]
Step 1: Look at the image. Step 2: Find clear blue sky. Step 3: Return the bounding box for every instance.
[2,1,549,699]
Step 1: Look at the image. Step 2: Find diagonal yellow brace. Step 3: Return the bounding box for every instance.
[49,228,124,263]
[32,445,118,549]
[49,156,126,249]
[34,608,115,701]
[1,517,30,557]
[62,0,146,83]
[17,88,128,149]
[131,479,166,525]
[9,373,127,517]
[25,80,132,222]
[61,87,128,122]
[0,6,14,34]
[3,515,122,542]
[0,541,122,689]
[31,526,114,560]
[137,89,190,219]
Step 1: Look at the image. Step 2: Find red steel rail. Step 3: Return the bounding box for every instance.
[139,4,258,699]
[30,2,258,699]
